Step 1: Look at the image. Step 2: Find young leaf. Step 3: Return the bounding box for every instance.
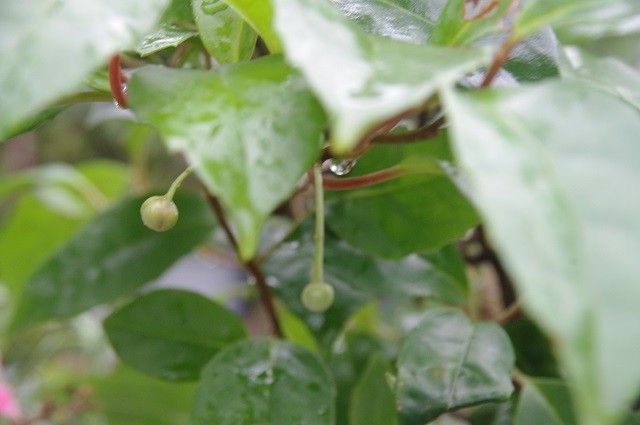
[275,302,320,354]
[137,25,198,57]
[396,308,515,423]
[104,289,246,381]
[191,339,335,425]
[220,0,282,52]
[432,0,511,46]
[192,0,257,63]
[350,355,398,425]
[559,46,640,110]
[272,0,490,154]
[128,57,325,260]
[326,133,479,258]
[11,194,215,329]
[0,0,169,141]
[443,81,640,425]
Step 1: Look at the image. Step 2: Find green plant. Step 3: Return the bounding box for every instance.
[1,0,639,424]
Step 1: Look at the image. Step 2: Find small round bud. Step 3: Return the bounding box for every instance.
[140,195,179,232]
[301,282,334,313]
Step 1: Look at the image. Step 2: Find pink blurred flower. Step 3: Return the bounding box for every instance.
[0,382,21,421]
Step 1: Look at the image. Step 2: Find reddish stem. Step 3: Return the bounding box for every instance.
[108,54,128,108]
[323,165,436,191]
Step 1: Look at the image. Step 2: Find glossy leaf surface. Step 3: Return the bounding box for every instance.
[104,289,246,381]
[273,0,490,153]
[444,81,640,424]
[0,0,169,140]
[396,308,514,423]
[12,194,215,328]
[191,339,335,424]
[128,57,325,259]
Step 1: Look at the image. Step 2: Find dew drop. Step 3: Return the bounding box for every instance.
[328,158,358,176]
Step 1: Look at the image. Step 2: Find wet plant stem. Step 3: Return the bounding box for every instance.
[312,164,324,284]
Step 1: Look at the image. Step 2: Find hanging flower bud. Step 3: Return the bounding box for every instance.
[301,281,334,313]
[140,195,179,232]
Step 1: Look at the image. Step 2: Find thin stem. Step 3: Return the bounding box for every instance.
[165,166,194,200]
[312,164,324,284]
[204,193,283,337]
[497,299,522,325]
[323,163,441,191]
[108,54,128,108]
[466,0,498,20]
[372,117,445,144]
[56,91,113,105]
[481,38,515,87]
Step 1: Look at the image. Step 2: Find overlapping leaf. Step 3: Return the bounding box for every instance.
[0,0,169,140]
[12,194,215,328]
[444,81,640,424]
[273,0,490,154]
[128,57,325,259]
[191,339,335,425]
[104,289,246,381]
[396,308,515,423]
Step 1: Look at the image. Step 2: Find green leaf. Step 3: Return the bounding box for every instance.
[0,0,170,141]
[329,331,386,424]
[128,57,325,260]
[75,160,130,201]
[192,0,257,63]
[396,308,515,423]
[559,46,640,110]
[90,366,195,425]
[276,301,320,354]
[191,339,335,425]
[513,378,576,425]
[266,222,468,345]
[443,81,640,425]
[505,320,559,378]
[12,193,215,329]
[331,0,434,44]
[505,29,560,82]
[272,0,490,154]
[432,0,511,46]
[326,133,479,258]
[137,24,198,57]
[0,195,83,294]
[104,289,246,381]
[514,0,640,42]
[350,355,398,425]
[221,0,282,52]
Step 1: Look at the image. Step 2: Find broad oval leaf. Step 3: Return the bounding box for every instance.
[443,81,640,424]
[104,289,246,381]
[128,57,326,260]
[0,0,169,141]
[396,308,515,423]
[192,0,257,63]
[326,133,479,258]
[191,339,335,425]
[272,0,490,154]
[12,193,215,329]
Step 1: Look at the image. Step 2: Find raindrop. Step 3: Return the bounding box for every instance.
[328,158,358,176]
